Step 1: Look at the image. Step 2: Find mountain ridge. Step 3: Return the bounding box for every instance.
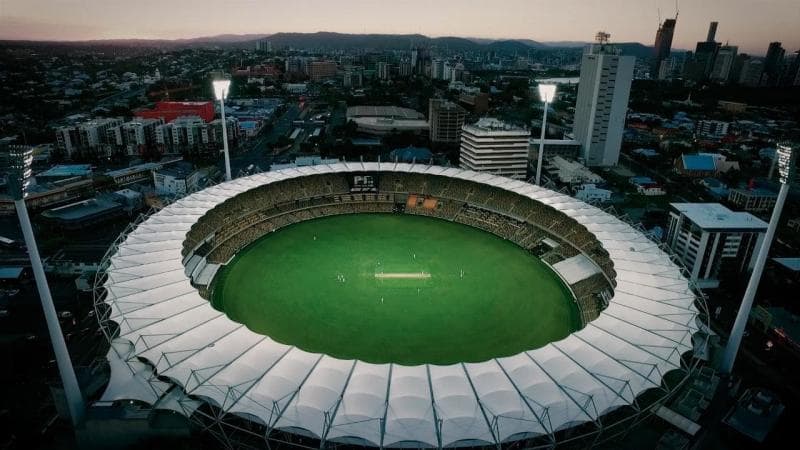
[0,31,660,56]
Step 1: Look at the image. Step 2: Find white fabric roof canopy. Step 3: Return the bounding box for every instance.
[99,163,700,447]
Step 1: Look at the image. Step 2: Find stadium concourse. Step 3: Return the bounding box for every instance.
[94,163,705,449]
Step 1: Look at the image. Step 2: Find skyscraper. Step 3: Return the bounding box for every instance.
[685,21,721,81]
[786,50,800,86]
[762,42,786,86]
[573,32,635,167]
[706,21,718,42]
[710,45,738,82]
[652,18,677,77]
[738,59,764,86]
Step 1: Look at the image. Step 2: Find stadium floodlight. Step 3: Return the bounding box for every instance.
[535,84,557,185]
[212,78,232,181]
[721,143,795,374]
[7,146,85,425]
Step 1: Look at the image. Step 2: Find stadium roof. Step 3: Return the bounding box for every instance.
[98,163,701,448]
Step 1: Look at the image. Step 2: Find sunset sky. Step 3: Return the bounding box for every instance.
[1,0,798,55]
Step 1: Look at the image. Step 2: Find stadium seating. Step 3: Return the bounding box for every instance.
[184,172,616,323]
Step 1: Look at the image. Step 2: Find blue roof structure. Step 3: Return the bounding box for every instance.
[389,146,432,163]
[37,164,92,178]
[630,176,656,185]
[0,267,24,279]
[682,154,716,171]
[773,258,800,272]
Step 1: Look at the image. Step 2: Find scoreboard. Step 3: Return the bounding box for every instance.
[350,173,379,193]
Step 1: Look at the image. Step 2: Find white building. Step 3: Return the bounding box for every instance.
[459,118,530,179]
[666,203,768,289]
[727,188,778,213]
[107,118,164,156]
[573,184,612,203]
[155,116,238,155]
[697,120,730,138]
[572,34,635,167]
[153,165,202,196]
[544,156,604,184]
[56,117,124,158]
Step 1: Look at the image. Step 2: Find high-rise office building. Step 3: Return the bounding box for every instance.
[706,21,718,42]
[738,59,764,86]
[459,118,530,179]
[762,42,786,86]
[429,99,467,144]
[685,22,721,81]
[652,18,677,77]
[573,32,635,167]
[782,50,800,86]
[710,45,738,82]
[666,203,767,289]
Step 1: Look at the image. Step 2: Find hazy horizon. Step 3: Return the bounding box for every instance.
[1,0,799,55]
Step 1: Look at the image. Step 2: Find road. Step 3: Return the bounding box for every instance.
[225,104,301,176]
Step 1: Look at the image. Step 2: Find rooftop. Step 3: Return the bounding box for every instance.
[0,267,24,280]
[42,197,122,221]
[773,257,800,272]
[346,106,424,120]
[671,203,768,230]
[37,164,92,178]
[681,154,716,171]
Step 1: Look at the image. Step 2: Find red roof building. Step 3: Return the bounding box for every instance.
[135,101,215,123]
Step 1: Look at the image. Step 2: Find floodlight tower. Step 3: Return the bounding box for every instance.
[535,84,557,185]
[720,143,796,374]
[212,78,232,181]
[6,146,85,425]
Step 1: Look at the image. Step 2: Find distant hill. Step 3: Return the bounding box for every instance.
[0,32,655,58]
[615,42,653,59]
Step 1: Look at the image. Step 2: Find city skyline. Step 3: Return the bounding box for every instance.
[1,0,799,55]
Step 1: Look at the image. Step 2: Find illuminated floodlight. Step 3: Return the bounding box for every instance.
[212,79,231,101]
[538,84,557,103]
[722,141,795,374]
[7,144,85,425]
[776,143,796,185]
[7,146,33,200]
[535,84,557,185]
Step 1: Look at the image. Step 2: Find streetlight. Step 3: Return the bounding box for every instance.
[535,84,557,186]
[720,142,796,374]
[6,146,85,425]
[212,78,232,181]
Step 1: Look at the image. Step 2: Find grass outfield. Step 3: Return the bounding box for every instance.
[212,213,579,365]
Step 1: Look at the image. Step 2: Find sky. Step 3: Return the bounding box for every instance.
[0,0,798,55]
